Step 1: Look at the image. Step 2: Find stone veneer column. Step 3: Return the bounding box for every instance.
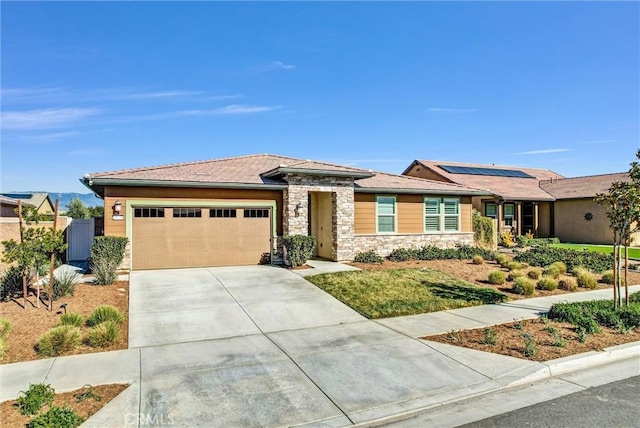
[282,174,355,261]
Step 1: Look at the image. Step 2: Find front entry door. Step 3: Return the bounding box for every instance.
[309,192,334,260]
[521,203,535,235]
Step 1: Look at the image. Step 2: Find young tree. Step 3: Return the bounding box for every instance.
[88,205,104,218]
[595,150,640,307]
[66,198,90,219]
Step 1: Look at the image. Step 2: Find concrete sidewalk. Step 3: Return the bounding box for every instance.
[0,283,638,427]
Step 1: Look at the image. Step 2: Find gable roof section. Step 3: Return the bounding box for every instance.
[83,154,489,196]
[540,172,630,199]
[0,193,49,209]
[0,195,32,207]
[405,160,564,201]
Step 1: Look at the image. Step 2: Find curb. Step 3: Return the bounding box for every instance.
[354,341,640,427]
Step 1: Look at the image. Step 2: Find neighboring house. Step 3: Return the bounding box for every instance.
[403,160,563,237]
[0,195,34,217]
[81,154,489,270]
[0,192,54,215]
[541,173,639,245]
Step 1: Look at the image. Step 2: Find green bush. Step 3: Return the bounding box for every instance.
[537,276,558,291]
[0,337,6,360]
[543,264,562,279]
[508,270,525,281]
[575,269,598,289]
[516,236,560,247]
[527,267,543,280]
[1,265,33,302]
[548,296,640,333]
[353,250,383,264]
[495,254,509,266]
[283,235,316,268]
[386,245,497,263]
[44,269,80,300]
[514,246,613,273]
[472,255,484,265]
[601,270,615,285]
[86,321,119,347]
[507,261,527,271]
[89,236,128,285]
[472,209,494,248]
[488,270,506,285]
[513,277,536,296]
[27,405,84,428]
[87,305,124,327]
[387,248,416,262]
[0,317,12,339]
[37,326,81,357]
[17,383,55,415]
[550,261,567,275]
[58,313,83,328]
[483,327,497,345]
[559,277,578,292]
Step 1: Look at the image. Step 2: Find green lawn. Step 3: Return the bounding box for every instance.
[306,268,508,319]
[550,243,640,260]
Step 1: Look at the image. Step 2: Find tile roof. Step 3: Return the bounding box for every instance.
[407,160,564,201]
[540,172,631,199]
[85,154,487,195]
[0,193,45,208]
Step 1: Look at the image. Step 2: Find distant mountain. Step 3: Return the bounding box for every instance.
[49,193,103,210]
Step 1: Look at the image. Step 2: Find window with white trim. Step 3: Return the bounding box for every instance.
[504,203,515,227]
[485,202,497,219]
[376,196,396,233]
[424,198,460,232]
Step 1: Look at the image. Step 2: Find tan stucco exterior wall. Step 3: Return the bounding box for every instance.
[554,199,613,244]
[537,202,552,237]
[0,217,69,270]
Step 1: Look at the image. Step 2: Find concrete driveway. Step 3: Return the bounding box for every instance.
[111,266,537,427]
[129,265,363,348]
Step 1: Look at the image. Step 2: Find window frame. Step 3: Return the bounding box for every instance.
[209,208,237,218]
[503,203,515,227]
[485,202,497,219]
[173,208,202,218]
[376,195,397,233]
[133,207,165,218]
[423,197,461,233]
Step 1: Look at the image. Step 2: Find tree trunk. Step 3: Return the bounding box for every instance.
[35,272,40,308]
[625,244,629,306]
[612,233,618,308]
[48,199,60,312]
[18,201,28,310]
[617,244,623,307]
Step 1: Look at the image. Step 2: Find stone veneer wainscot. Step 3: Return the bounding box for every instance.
[353,232,474,257]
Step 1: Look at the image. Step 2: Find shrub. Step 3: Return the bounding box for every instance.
[550,261,567,275]
[559,277,578,292]
[455,245,497,261]
[472,255,484,265]
[507,261,527,271]
[488,270,506,285]
[353,250,383,264]
[58,313,83,328]
[16,383,55,415]
[483,327,497,345]
[546,299,640,333]
[543,264,562,279]
[89,236,128,285]
[500,231,514,247]
[537,276,558,291]
[1,265,33,302]
[87,305,124,327]
[514,246,613,273]
[513,277,536,296]
[575,269,598,289]
[0,337,6,360]
[601,270,615,285]
[473,209,495,248]
[44,269,80,300]
[522,333,537,357]
[37,325,81,357]
[495,254,509,266]
[86,321,119,347]
[283,235,316,268]
[27,405,84,428]
[527,267,543,280]
[0,317,12,339]
[508,270,525,281]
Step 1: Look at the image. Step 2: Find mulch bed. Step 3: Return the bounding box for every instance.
[0,383,129,427]
[423,318,640,362]
[1,280,129,364]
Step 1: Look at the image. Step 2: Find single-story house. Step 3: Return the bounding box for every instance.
[403,160,563,237]
[82,154,489,270]
[0,195,34,218]
[0,192,54,215]
[541,173,639,245]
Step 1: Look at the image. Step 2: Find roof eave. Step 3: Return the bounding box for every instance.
[262,167,374,179]
[355,187,491,196]
[82,177,288,195]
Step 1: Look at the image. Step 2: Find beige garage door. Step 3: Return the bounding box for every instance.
[132,207,272,270]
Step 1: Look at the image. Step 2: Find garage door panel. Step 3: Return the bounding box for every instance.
[132,207,272,270]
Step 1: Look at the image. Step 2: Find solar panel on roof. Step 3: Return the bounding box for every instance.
[439,165,535,179]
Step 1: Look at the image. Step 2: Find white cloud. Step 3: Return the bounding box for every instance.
[428,107,477,113]
[2,108,101,130]
[516,149,571,155]
[179,104,281,116]
[122,90,203,99]
[251,61,296,72]
[20,131,81,143]
[1,87,68,103]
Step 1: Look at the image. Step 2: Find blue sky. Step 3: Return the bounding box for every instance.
[2,2,638,192]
